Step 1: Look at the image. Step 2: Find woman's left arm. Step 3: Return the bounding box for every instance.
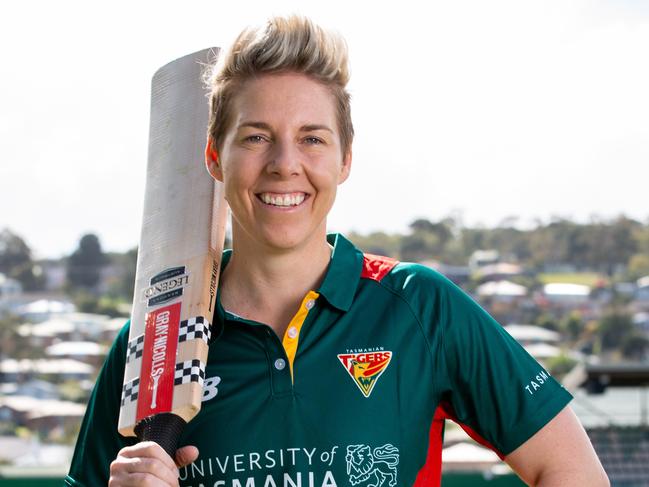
[505,406,609,486]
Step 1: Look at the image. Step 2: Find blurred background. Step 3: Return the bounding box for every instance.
[1,0,648,485]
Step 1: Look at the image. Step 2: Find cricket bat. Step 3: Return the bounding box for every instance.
[117,48,227,457]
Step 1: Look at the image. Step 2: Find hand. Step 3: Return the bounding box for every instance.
[109,441,199,486]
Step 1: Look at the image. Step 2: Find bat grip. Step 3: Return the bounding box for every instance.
[134,413,187,459]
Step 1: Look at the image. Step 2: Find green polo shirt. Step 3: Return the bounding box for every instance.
[65,233,571,487]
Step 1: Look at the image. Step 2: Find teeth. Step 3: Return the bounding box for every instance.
[260,193,305,207]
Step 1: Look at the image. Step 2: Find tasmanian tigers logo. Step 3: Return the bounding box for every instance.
[345,443,399,487]
[338,351,392,398]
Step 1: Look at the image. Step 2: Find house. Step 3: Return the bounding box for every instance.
[0,273,22,299]
[476,280,527,302]
[14,298,76,323]
[421,261,471,285]
[473,262,523,283]
[542,283,591,306]
[0,379,60,400]
[45,341,108,365]
[469,249,499,271]
[17,312,122,347]
[0,395,86,440]
[637,276,649,302]
[503,324,575,362]
[0,358,93,383]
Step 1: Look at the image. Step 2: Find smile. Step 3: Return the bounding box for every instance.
[258,192,306,207]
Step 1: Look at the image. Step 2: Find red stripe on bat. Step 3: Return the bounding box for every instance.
[136,303,181,422]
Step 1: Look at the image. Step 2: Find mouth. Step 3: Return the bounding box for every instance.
[257,192,307,208]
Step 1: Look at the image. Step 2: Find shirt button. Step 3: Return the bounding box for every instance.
[274,358,286,371]
[305,299,315,310]
[287,326,298,339]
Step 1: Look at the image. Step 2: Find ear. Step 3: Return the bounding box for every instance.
[205,137,223,182]
[338,149,352,184]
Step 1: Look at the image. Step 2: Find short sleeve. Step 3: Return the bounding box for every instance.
[438,280,573,456]
[65,322,136,486]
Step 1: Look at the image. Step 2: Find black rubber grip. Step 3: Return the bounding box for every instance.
[134,413,187,458]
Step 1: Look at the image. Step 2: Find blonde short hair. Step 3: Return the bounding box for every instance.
[204,15,354,155]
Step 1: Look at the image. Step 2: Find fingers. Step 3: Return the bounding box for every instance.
[175,445,200,468]
[109,441,181,487]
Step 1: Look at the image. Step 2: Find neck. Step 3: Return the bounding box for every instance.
[219,227,332,334]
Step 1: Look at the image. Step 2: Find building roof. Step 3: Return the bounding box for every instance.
[475,262,523,278]
[15,299,75,315]
[543,282,591,296]
[504,324,560,343]
[18,319,76,337]
[523,343,562,360]
[476,280,527,297]
[0,395,87,419]
[45,341,108,357]
[0,358,93,375]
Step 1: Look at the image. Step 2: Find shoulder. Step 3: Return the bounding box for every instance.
[361,254,462,300]
[359,254,473,326]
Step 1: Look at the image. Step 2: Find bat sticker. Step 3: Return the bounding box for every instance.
[143,266,190,306]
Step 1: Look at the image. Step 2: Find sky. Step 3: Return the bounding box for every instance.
[1,0,648,259]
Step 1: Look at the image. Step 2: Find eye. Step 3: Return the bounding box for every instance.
[303,136,324,145]
[244,135,267,144]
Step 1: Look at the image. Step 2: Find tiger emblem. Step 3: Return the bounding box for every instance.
[345,443,399,487]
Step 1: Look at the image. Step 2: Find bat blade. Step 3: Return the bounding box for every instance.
[117,48,226,456]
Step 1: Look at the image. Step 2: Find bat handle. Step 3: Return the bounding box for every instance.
[134,413,187,459]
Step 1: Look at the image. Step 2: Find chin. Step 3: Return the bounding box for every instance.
[259,227,322,252]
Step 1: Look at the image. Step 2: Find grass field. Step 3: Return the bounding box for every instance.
[537,272,606,287]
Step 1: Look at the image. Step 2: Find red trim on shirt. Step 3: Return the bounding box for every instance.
[360,254,398,282]
[441,402,505,460]
[413,406,446,487]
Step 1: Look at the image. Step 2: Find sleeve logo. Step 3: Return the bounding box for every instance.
[337,351,392,398]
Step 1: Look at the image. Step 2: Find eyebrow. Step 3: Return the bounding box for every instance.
[238,121,333,133]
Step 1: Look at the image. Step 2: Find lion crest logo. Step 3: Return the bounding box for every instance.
[345,443,399,487]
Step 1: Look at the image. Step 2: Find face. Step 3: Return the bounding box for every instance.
[207,72,352,253]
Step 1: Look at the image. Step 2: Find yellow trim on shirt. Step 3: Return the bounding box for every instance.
[282,290,319,380]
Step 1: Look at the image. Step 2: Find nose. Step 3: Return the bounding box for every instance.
[266,139,302,178]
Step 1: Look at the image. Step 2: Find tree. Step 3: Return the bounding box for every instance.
[67,233,108,290]
[628,253,649,280]
[0,228,44,291]
[560,311,585,341]
[597,311,633,351]
[621,333,649,361]
[399,219,454,261]
[0,314,41,361]
[588,217,639,276]
[347,232,400,258]
[535,313,559,332]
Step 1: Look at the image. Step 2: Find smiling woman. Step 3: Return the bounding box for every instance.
[66,15,609,487]
[207,72,351,262]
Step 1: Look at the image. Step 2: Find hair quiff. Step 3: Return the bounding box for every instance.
[204,15,354,155]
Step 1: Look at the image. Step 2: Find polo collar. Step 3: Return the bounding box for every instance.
[213,234,363,325]
[317,233,364,312]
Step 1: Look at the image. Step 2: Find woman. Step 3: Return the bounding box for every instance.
[66,16,608,487]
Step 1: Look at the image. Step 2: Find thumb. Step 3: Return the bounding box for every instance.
[175,445,199,468]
